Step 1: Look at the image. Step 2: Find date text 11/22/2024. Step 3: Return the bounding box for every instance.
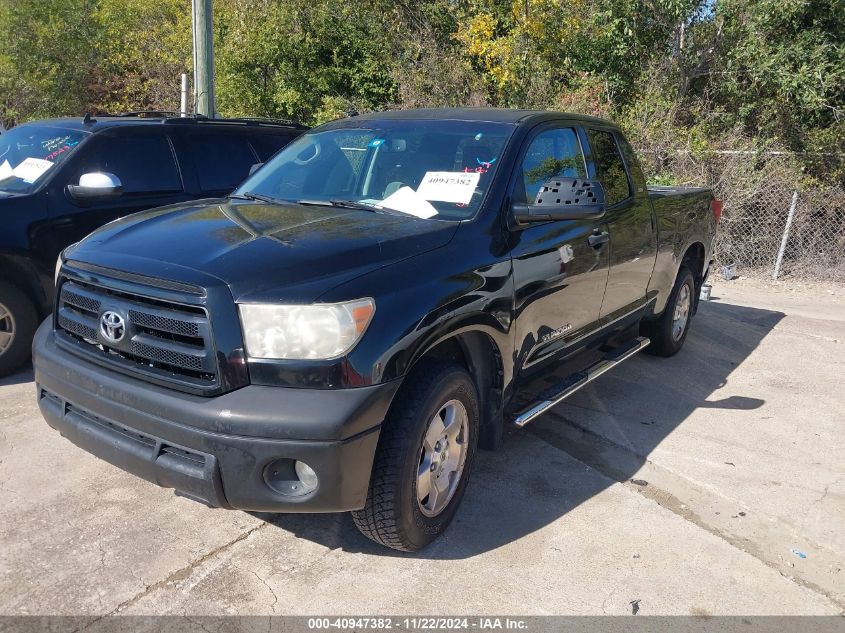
[306,618,528,630]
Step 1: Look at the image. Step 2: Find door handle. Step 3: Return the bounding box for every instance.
[588,231,609,248]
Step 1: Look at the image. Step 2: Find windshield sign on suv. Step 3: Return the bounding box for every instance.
[235,120,514,221]
[0,125,89,194]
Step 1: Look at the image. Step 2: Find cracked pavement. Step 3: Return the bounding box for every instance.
[0,277,842,616]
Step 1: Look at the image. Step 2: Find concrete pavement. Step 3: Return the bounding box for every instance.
[1,277,842,616]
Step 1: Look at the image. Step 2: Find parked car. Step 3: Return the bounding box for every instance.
[0,114,306,376]
[34,108,719,551]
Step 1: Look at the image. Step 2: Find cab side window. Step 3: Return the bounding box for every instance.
[513,128,586,205]
[586,129,631,206]
[615,134,647,195]
[73,133,181,194]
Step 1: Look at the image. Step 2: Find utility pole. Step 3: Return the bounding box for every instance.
[191,0,216,118]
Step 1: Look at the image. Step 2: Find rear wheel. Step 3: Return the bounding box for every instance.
[0,281,38,377]
[641,266,695,357]
[352,361,479,551]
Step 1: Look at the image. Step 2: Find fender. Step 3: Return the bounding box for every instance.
[647,190,715,316]
[318,219,516,390]
[0,251,52,317]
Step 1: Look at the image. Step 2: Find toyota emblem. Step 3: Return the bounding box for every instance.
[99,310,126,344]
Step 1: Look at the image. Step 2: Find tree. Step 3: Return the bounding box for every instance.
[93,0,192,114]
[0,0,99,125]
[215,0,398,124]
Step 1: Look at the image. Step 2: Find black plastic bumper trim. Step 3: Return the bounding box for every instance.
[33,321,393,512]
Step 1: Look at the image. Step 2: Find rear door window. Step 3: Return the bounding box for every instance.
[585,129,631,206]
[615,135,647,195]
[185,132,258,193]
[71,132,181,194]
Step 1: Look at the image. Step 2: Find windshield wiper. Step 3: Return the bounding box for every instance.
[295,199,383,213]
[228,192,289,205]
[330,199,385,212]
[296,198,424,218]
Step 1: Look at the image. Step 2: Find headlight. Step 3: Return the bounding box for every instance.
[238,298,375,360]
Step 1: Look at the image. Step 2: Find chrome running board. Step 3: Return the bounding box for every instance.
[512,336,650,428]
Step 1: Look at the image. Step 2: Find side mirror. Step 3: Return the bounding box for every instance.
[248,162,263,176]
[67,172,123,200]
[513,178,606,223]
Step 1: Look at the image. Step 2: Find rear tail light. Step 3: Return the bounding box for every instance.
[711,199,723,223]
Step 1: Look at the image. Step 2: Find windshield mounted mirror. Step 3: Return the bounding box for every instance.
[513,178,606,223]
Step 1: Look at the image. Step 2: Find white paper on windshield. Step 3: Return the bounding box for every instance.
[417,171,480,205]
[13,157,54,183]
[379,186,438,219]
[0,160,12,180]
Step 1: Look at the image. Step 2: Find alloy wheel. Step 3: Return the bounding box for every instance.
[0,302,15,357]
[416,399,469,517]
[672,284,691,341]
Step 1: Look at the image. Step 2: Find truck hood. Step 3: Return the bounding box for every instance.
[68,199,458,302]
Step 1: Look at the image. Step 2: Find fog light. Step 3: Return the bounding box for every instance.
[295,460,319,491]
[263,458,318,496]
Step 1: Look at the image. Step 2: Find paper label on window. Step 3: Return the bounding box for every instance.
[379,186,438,219]
[12,157,54,183]
[417,171,480,204]
[0,160,12,180]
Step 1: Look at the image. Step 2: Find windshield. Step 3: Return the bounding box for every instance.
[235,120,515,221]
[0,125,88,194]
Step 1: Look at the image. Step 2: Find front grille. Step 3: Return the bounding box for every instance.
[55,277,218,390]
[130,340,204,371]
[128,310,200,338]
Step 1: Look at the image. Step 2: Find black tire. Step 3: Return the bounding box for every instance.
[0,281,38,378]
[641,266,695,357]
[352,361,480,551]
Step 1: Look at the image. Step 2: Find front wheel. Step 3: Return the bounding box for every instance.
[0,281,38,378]
[641,266,695,357]
[352,361,479,551]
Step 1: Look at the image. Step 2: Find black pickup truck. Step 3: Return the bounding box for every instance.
[34,108,719,551]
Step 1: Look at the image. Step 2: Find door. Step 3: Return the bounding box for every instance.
[47,129,187,250]
[509,125,610,372]
[583,127,656,320]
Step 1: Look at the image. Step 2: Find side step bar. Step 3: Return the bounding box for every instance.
[512,337,650,428]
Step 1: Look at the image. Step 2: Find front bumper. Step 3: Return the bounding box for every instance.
[33,321,398,512]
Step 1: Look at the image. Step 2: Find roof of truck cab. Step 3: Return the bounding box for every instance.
[343,108,618,127]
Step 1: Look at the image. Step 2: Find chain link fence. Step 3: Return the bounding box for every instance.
[638,148,845,283]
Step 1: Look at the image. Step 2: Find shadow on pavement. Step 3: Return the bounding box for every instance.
[0,363,33,387]
[255,300,783,558]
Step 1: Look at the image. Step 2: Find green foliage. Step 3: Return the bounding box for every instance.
[214,0,398,124]
[0,0,841,181]
[0,0,99,122]
[93,0,192,113]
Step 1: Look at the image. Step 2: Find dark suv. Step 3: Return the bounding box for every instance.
[0,114,306,376]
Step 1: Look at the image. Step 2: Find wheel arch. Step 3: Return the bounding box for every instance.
[404,329,506,451]
[0,253,50,317]
[681,241,707,281]
[679,241,707,315]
